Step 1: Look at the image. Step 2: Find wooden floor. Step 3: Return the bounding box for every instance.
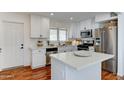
[102,70,118,80]
[0,66,118,80]
[0,66,51,80]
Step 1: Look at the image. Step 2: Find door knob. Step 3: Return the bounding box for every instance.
[20,47,24,49]
[21,44,24,46]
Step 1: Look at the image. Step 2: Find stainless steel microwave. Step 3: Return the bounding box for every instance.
[80,29,92,38]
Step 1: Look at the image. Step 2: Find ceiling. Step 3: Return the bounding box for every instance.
[27,12,108,22]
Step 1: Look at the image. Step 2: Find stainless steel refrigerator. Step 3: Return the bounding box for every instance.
[95,21,118,74]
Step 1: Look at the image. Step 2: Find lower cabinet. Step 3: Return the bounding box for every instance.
[51,57,101,80]
[32,49,46,69]
[51,58,66,80]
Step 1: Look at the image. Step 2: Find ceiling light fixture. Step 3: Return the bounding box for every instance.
[70,17,73,20]
[50,13,54,16]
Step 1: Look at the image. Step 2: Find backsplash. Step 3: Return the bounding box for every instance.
[30,39,64,48]
[30,39,47,48]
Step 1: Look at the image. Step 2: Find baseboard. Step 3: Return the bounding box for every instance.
[0,65,24,72]
[31,65,46,69]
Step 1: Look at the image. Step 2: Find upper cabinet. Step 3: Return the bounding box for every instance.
[95,13,118,23]
[69,23,80,38]
[80,19,92,30]
[31,15,49,38]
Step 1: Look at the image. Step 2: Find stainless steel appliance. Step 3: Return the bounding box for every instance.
[95,20,118,74]
[83,39,94,46]
[46,47,58,65]
[77,39,94,51]
[80,29,92,38]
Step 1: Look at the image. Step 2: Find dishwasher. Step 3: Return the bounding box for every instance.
[46,47,58,65]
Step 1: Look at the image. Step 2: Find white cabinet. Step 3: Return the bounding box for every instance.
[32,49,46,69]
[80,19,94,30]
[51,59,65,80]
[58,46,66,53]
[95,13,118,23]
[67,46,77,52]
[69,23,80,38]
[51,57,101,80]
[31,15,49,38]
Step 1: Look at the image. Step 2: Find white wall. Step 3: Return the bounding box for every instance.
[50,19,71,29]
[117,13,124,76]
[0,13,31,69]
[0,18,2,70]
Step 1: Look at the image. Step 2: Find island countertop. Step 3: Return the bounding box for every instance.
[50,50,114,70]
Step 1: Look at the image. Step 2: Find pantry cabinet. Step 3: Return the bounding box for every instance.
[31,15,49,38]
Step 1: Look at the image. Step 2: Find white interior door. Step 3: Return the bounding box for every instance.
[2,21,24,69]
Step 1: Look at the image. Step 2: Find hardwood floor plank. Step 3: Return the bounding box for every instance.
[0,66,118,80]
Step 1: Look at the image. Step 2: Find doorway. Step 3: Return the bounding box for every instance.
[1,21,24,70]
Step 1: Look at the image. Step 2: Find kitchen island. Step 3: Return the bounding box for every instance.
[50,50,114,80]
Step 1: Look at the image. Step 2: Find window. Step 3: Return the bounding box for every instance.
[49,28,58,41]
[49,28,67,41]
[59,29,67,41]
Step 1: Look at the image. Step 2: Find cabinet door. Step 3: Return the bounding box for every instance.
[66,46,72,52]
[31,15,41,38]
[31,15,49,38]
[51,59,65,80]
[40,18,49,38]
[66,46,77,52]
[80,19,92,30]
[32,49,46,69]
[58,47,64,53]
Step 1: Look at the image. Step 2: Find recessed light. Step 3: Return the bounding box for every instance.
[50,13,54,16]
[70,17,73,20]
